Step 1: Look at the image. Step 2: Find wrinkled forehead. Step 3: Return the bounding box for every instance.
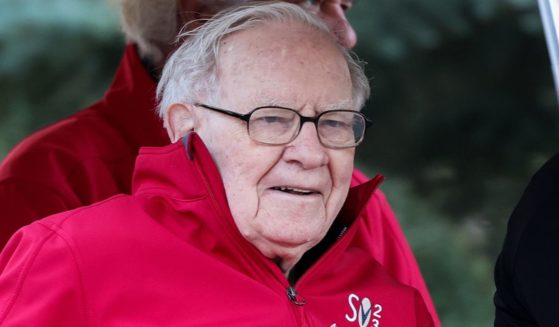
[215,22,353,110]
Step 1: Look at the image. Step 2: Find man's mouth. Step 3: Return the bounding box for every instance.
[271,186,318,196]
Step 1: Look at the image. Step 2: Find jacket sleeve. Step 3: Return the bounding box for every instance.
[0,222,88,326]
[351,168,441,327]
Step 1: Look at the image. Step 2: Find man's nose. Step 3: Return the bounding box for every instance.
[283,123,329,170]
[319,1,357,49]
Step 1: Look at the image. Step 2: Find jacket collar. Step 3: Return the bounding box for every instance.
[132,132,382,228]
[99,44,169,150]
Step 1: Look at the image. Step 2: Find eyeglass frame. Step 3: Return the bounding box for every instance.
[194,103,373,149]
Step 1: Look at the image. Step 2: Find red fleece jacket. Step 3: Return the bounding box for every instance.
[0,134,434,326]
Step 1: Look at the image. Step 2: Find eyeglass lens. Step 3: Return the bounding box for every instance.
[248,107,366,148]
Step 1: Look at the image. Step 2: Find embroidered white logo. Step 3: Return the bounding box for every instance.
[344,293,382,327]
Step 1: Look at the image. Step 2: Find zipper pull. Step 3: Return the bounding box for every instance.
[286,286,306,306]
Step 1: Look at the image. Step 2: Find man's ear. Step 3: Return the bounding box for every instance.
[165,103,197,143]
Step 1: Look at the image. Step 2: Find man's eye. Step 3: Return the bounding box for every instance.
[320,119,349,129]
[257,116,290,124]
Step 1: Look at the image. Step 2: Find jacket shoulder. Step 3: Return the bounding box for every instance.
[0,213,92,325]
[0,105,136,243]
[1,104,130,170]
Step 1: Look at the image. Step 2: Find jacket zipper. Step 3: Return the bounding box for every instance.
[287,286,311,326]
[286,286,306,306]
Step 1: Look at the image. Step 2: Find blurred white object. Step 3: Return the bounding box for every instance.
[539,0,559,105]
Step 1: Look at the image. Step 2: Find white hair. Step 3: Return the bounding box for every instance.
[111,0,246,64]
[156,2,370,123]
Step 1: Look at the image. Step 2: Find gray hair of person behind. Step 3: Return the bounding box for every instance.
[112,0,244,64]
[156,1,371,124]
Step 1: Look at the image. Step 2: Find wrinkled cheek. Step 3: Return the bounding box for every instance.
[340,156,355,185]
[230,197,262,232]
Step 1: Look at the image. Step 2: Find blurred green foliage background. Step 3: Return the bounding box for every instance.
[0,0,558,325]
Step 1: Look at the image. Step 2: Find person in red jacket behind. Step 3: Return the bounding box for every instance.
[0,4,434,325]
[0,0,439,325]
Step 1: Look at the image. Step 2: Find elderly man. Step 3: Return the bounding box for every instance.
[0,4,434,325]
[0,0,354,256]
[0,0,440,324]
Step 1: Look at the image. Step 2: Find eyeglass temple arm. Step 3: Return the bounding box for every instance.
[195,103,251,122]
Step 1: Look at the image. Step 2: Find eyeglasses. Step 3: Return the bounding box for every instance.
[195,103,372,149]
